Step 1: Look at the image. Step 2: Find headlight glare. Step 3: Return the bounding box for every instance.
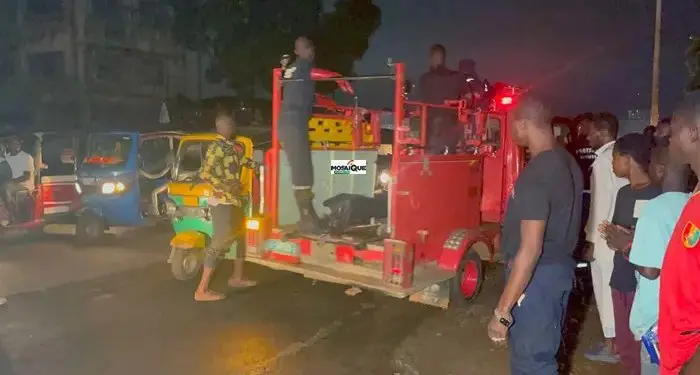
[101,181,126,195]
[378,170,391,185]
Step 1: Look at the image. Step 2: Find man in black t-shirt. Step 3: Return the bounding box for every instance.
[568,113,597,190]
[487,97,583,375]
[279,36,323,234]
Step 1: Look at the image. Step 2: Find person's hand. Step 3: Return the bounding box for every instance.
[603,225,633,252]
[597,220,611,236]
[487,311,510,348]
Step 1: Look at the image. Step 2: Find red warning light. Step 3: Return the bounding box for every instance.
[500,96,514,106]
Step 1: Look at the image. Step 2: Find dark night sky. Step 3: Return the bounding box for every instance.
[348,0,700,118]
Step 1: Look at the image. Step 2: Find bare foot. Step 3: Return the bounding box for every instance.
[228,279,258,288]
[194,291,226,302]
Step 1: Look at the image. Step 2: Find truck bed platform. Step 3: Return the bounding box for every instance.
[247,254,455,298]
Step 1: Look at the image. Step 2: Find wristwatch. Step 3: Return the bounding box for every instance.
[494,309,513,328]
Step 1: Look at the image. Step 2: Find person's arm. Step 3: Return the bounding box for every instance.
[418,73,428,102]
[585,156,617,243]
[496,176,549,315]
[12,154,33,183]
[629,199,672,280]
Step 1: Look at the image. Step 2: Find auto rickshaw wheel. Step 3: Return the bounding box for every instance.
[170,247,202,281]
[449,249,484,308]
[75,212,104,246]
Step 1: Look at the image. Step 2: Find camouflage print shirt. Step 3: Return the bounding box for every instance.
[199,138,255,206]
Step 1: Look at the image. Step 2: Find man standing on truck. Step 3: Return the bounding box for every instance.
[194,111,257,302]
[418,44,461,154]
[487,97,583,375]
[279,36,323,234]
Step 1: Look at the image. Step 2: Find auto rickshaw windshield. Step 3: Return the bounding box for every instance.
[84,134,131,165]
[173,140,213,182]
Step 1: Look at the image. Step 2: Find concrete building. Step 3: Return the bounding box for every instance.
[0,0,189,130]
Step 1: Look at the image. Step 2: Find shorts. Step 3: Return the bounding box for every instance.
[203,204,244,268]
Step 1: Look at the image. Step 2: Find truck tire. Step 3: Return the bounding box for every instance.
[450,249,484,308]
[170,247,202,281]
[75,212,104,246]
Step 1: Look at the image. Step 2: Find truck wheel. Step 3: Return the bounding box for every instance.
[75,212,104,246]
[450,249,484,308]
[170,247,202,281]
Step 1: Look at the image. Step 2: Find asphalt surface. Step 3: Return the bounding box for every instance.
[0,231,620,375]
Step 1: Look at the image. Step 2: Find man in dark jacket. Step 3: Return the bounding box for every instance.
[418,44,461,154]
[279,36,323,234]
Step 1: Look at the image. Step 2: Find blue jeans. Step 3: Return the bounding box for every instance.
[506,262,574,375]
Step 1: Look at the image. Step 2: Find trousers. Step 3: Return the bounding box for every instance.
[613,289,641,375]
[203,204,244,269]
[0,181,27,216]
[591,244,617,338]
[507,262,574,375]
[279,111,314,188]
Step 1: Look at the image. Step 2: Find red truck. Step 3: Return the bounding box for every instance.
[243,62,525,308]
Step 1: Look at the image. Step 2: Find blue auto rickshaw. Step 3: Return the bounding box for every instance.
[75,131,184,243]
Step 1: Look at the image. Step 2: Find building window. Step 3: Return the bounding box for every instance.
[26,0,62,16]
[28,51,65,79]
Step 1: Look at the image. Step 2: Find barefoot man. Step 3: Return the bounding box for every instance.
[194,111,257,302]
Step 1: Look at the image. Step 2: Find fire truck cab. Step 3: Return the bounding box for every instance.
[243,62,524,308]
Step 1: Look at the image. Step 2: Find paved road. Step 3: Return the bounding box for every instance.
[0,233,619,375]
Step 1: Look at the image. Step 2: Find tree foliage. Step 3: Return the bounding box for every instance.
[169,0,381,99]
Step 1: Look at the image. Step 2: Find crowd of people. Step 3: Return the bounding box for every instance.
[491,94,700,375]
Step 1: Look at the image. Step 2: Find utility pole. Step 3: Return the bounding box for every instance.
[650,0,662,126]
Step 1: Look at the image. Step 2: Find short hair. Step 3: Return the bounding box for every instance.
[296,36,314,48]
[430,44,446,57]
[574,112,595,125]
[673,91,700,129]
[215,110,236,124]
[658,117,671,125]
[613,132,653,171]
[592,112,619,138]
[511,96,551,129]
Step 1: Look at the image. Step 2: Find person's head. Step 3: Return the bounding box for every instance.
[574,112,594,139]
[6,137,20,155]
[669,93,700,165]
[429,44,446,69]
[294,36,314,60]
[458,59,476,74]
[612,132,652,179]
[649,145,669,185]
[510,96,553,148]
[215,111,236,139]
[587,112,619,149]
[656,117,672,139]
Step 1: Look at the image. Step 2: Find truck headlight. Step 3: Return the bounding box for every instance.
[378,170,391,186]
[101,181,126,194]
